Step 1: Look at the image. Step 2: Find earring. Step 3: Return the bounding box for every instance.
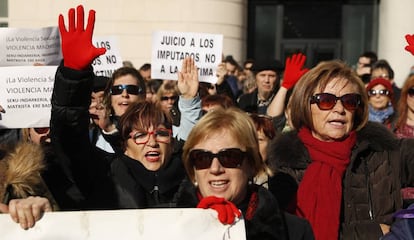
[193,181,198,187]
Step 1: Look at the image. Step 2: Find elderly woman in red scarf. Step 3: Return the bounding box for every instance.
[267,60,414,240]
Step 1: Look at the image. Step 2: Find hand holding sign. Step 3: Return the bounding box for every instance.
[178,57,199,99]
[59,5,106,70]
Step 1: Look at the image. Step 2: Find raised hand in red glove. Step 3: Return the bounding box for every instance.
[405,34,414,56]
[58,5,106,70]
[197,196,241,225]
[282,53,308,90]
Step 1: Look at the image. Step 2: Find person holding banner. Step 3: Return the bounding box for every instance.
[0,142,55,230]
[178,107,290,240]
[50,5,200,210]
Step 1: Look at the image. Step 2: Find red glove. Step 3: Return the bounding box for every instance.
[58,5,106,70]
[282,53,308,90]
[197,196,241,225]
[405,34,414,56]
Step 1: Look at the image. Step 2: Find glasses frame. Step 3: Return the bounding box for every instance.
[310,93,361,111]
[408,88,414,98]
[33,127,50,134]
[160,95,179,101]
[189,148,247,170]
[129,128,172,145]
[368,89,390,97]
[110,84,143,95]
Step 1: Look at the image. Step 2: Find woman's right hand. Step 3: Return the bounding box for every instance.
[58,5,106,70]
[197,196,241,225]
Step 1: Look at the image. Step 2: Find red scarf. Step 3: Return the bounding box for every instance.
[296,127,356,240]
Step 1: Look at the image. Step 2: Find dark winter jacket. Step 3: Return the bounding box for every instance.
[237,88,276,114]
[50,63,187,210]
[268,122,414,239]
[175,179,289,240]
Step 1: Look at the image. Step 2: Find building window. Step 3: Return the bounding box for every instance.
[0,0,8,27]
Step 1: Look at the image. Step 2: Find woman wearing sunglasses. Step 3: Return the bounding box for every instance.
[267,60,414,240]
[395,75,414,139]
[50,5,200,209]
[366,77,397,128]
[177,107,289,240]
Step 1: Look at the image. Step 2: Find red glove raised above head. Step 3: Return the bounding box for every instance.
[58,5,106,70]
[282,53,308,90]
[197,196,241,225]
[405,34,414,56]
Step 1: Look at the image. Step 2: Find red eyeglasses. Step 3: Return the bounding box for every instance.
[129,128,172,145]
[189,148,247,170]
[310,93,361,111]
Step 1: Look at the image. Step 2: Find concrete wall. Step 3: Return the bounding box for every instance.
[378,0,414,87]
[8,0,247,68]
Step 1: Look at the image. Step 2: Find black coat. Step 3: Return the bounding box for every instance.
[267,122,414,239]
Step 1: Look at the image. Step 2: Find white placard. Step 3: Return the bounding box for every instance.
[0,208,246,240]
[0,27,62,66]
[91,36,123,77]
[151,31,223,83]
[0,66,57,129]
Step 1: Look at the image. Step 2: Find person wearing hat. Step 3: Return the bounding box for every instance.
[366,77,397,128]
[237,58,284,114]
[89,75,114,153]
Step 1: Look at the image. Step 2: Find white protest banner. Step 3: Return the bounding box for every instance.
[0,208,246,240]
[151,31,223,83]
[0,27,61,66]
[91,36,123,77]
[0,66,57,129]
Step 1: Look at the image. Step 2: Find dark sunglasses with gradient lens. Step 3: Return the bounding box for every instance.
[110,84,143,95]
[408,88,414,98]
[367,89,390,97]
[34,127,50,134]
[160,96,179,101]
[189,148,247,170]
[310,93,361,111]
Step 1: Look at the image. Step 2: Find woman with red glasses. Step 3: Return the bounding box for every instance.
[50,5,200,209]
[267,60,414,240]
[177,107,291,240]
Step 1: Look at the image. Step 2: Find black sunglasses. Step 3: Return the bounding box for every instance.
[110,84,143,95]
[160,96,179,101]
[189,148,247,170]
[34,127,50,134]
[408,88,414,97]
[368,89,390,97]
[310,93,361,111]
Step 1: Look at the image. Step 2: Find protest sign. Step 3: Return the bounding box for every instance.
[0,208,246,240]
[151,31,223,83]
[91,36,123,77]
[0,66,56,129]
[0,26,61,66]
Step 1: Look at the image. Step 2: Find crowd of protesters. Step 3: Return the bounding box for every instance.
[1,4,414,240]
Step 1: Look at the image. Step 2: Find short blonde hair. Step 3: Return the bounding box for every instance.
[182,107,264,182]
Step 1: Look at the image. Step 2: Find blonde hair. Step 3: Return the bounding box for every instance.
[182,107,265,182]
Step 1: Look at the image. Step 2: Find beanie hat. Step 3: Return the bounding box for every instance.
[251,59,284,75]
[93,76,110,92]
[366,78,393,97]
